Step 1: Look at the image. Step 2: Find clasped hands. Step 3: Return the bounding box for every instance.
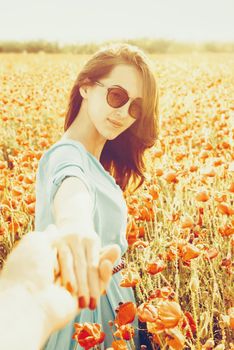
[0,224,121,343]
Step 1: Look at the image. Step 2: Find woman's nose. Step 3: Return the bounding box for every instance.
[116,101,131,119]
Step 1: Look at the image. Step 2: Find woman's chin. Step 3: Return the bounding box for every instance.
[100,129,122,141]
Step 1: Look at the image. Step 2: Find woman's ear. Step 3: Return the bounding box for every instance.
[79,78,91,99]
[79,85,89,99]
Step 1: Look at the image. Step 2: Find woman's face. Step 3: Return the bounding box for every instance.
[81,64,143,141]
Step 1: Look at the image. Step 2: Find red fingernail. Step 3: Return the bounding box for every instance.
[78,296,86,309]
[66,282,74,294]
[89,297,96,310]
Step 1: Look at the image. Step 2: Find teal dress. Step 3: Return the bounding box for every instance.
[35,139,139,349]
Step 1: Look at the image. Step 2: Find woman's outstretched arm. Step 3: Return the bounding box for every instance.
[53,176,116,310]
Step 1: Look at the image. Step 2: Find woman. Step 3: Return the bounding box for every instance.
[35,43,159,349]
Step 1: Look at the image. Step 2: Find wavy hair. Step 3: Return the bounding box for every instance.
[64,43,159,192]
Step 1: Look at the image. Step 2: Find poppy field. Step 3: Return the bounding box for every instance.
[0,53,233,350]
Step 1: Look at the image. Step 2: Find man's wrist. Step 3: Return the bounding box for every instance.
[0,284,48,350]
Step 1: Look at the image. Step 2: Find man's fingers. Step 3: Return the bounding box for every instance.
[39,285,78,336]
[42,227,121,307]
[52,248,60,279]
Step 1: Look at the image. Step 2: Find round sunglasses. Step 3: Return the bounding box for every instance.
[94,81,142,120]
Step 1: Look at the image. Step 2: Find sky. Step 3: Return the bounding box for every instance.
[0,0,233,43]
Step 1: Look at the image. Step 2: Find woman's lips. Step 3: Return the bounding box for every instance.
[108,118,123,127]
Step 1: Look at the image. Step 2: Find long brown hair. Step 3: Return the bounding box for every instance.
[64,43,159,192]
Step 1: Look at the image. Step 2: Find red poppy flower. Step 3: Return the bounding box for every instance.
[219,224,234,237]
[111,340,128,350]
[148,286,175,301]
[137,302,158,322]
[115,302,137,326]
[181,243,201,262]
[120,268,140,288]
[195,189,210,202]
[146,258,166,275]
[131,240,149,249]
[72,322,105,350]
[157,300,183,328]
[182,311,197,338]
[204,247,219,260]
[114,324,135,341]
[217,203,234,216]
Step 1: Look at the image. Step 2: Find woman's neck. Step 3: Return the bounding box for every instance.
[62,103,106,161]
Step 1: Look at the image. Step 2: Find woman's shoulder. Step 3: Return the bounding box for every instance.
[47,138,86,154]
[39,138,87,167]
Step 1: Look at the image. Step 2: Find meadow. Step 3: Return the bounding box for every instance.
[0,53,233,350]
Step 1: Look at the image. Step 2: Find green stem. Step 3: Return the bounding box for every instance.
[73,342,78,350]
[128,337,136,349]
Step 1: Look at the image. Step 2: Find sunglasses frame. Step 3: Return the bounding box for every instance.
[94,81,142,119]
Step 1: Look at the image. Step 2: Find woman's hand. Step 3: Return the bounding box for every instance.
[55,226,121,310]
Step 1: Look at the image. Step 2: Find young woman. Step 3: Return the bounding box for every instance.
[35,43,159,349]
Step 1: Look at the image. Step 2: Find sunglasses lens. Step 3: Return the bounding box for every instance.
[129,98,142,119]
[107,88,129,108]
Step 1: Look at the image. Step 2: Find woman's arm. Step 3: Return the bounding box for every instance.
[53,176,109,310]
[53,176,95,234]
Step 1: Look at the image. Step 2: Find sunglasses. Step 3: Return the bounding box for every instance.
[94,81,142,119]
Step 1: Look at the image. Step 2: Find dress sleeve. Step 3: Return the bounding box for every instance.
[44,143,96,213]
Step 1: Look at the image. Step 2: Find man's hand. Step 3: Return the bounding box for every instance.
[0,225,120,347]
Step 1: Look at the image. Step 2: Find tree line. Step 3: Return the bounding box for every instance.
[0,39,234,54]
